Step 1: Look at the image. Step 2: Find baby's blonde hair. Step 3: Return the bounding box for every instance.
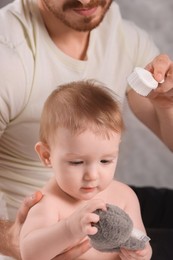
[40,80,124,144]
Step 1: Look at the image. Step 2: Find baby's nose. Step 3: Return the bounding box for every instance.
[84,167,98,181]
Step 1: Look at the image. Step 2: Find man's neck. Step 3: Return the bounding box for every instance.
[50,27,90,61]
[38,1,90,60]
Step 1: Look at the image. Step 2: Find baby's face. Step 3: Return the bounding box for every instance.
[48,127,121,201]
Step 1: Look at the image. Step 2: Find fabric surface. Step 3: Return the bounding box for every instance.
[147,228,173,260]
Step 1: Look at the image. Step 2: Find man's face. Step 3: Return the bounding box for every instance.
[41,0,112,31]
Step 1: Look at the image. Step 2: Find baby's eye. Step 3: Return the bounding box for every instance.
[69,161,83,165]
[100,159,111,164]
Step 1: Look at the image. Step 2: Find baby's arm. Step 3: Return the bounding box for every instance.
[20,199,106,260]
[119,185,152,260]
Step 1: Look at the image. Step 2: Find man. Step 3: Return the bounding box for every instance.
[0,0,173,259]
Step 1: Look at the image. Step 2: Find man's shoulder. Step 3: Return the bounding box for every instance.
[102,1,122,28]
[0,0,34,48]
[105,2,151,43]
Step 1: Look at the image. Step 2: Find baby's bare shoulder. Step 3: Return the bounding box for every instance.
[110,180,134,193]
[104,180,138,207]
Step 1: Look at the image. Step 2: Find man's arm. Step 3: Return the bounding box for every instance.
[127,54,173,151]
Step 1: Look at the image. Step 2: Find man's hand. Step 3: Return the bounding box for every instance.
[128,54,173,151]
[146,54,173,108]
[145,54,173,150]
[0,191,43,259]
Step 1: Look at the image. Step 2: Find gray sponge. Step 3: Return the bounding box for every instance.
[89,204,150,252]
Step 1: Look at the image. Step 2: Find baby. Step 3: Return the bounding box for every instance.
[20,80,152,260]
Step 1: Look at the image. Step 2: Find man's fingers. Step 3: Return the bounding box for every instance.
[152,54,172,82]
[16,191,43,224]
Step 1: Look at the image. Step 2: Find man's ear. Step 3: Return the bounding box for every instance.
[35,142,52,167]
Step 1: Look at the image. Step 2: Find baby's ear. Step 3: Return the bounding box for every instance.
[35,142,51,167]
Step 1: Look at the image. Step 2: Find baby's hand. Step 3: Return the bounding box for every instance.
[65,199,106,241]
[119,245,152,260]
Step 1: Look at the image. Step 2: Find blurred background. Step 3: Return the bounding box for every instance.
[1,0,173,188]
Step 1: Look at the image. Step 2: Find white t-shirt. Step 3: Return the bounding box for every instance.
[0,0,159,220]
